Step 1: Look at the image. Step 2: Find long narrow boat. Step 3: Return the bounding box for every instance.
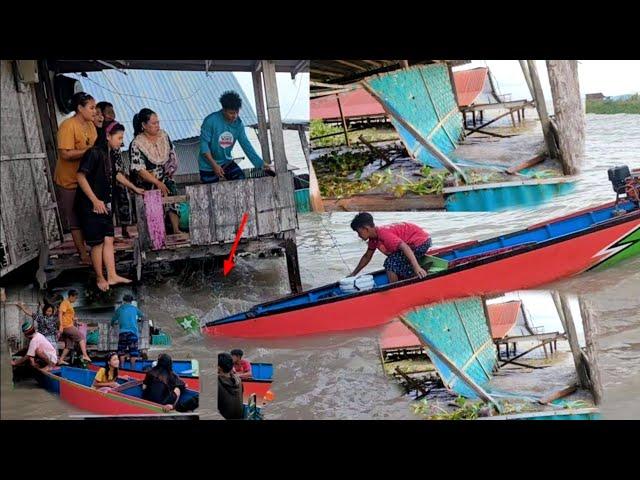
[89,359,200,391]
[242,363,273,403]
[26,365,199,416]
[204,198,640,338]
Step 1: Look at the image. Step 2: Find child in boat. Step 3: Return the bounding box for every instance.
[218,352,244,420]
[111,294,143,370]
[58,289,92,364]
[350,212,432,283]
[11,319,58,371]
[142,354,188,412]
[230,349,253,380]
[92,352,121,391]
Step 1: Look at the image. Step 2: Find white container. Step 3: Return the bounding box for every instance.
[339,275,375,293]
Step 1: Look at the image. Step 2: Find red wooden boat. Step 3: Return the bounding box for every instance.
[204,198,640,339]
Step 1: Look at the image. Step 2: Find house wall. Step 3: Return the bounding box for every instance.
[0,60,62,278]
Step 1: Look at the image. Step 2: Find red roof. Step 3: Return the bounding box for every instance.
[379,320,422,351]
[310,87,386,120]
[487,300,521,339]
[453,67,489,107]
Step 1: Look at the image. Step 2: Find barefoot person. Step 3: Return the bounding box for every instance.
[54,92,98,265]
[58,290,92,364]
[350,212,432,283]
[11,319,58,371]
[75,122,138,291]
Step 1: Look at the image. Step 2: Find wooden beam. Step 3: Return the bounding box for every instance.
[336,95,351,147]
[464,107,522,136]
[555,292,591,390]
[546,60,584,175]
[498,339,557,368]
[261,60,288,173]
[526,60,559,159]
[334,60,368,71]
[291,60,308,78]
[400,60,409,69]
[538,384,578,405]
[579,297,603,405]
[297,125,324,213]
[506,153,547,174]
[362,81,468,182]
[251,70,272,166]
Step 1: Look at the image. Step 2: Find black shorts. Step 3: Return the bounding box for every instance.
[79,212,115,246]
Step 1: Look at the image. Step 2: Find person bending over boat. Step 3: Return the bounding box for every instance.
[350,212,432,283]
[230,349,253,380]
[75,122,137,292]
[58,290,92,365]
[12,320,58,371]
[218,352,244,420]
[198,91,272,184]
[92,352,122,392]
[111,294,143,369]
[142,354,187,412]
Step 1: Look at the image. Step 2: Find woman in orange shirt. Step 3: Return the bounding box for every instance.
[54,92,98,265]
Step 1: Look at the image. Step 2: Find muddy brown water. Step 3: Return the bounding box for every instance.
[2,115,639,419]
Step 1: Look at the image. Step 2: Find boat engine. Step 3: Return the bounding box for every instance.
[608,165,640,207]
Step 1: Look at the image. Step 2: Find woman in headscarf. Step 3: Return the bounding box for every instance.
[142,353,186,412]
[129,108,183,234]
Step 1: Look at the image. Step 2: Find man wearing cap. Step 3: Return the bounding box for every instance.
[11,319,58,371]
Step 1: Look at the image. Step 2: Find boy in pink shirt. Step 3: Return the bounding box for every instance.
[231,349,253,380]
[350,212,432,283]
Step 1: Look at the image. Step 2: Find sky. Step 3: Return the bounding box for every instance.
[235,72,309,122]
[456,60,640,100]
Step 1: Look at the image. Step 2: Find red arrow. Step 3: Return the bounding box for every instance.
[223,212,249,276]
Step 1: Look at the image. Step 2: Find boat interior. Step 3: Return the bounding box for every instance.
[210,200,638,325]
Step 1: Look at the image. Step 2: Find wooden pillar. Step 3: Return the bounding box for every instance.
[336,95,350,147]
[517,109,521,123]
[552,291,591,390]
[546,60,585,175]
[579,297,603,405]
[400,60,409,69]
[283,230,302,294]
[261,60,288,173]
[524,60,559,159]
[519,60,535,99]
[251,70,272,166]
[472,110,476,126]
[509,110,516,128]
[297,125,324,213]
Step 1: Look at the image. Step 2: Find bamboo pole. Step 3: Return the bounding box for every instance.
[336,95,350,147]
[251,70,272,166]
[297,125,324,213]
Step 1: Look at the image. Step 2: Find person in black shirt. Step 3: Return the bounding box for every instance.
[75,122,142,291]
[142,353,187,412]
[218,352,244,419]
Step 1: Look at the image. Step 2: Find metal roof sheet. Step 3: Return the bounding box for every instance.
[453,67,490,107]
[487,300,522,339]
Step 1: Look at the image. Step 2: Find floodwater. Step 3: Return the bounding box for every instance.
[2,115,639,419]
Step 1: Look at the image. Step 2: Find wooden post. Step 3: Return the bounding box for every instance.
[578,297,603,405]
[546,60,585,175]
[297,125,324,213]
[400,60,409,69]
[554,292,591,390]
[336,95,350,147]
[525,60,559,159]
[362,81,468,182]
[261,60,288,174]
[283,230,302,294]
[251,70,272,166]
[519,60,535,99]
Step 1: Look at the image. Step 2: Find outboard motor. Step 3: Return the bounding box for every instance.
[608,165,640,209]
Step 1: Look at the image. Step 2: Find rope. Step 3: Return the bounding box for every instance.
[320,214,352,274]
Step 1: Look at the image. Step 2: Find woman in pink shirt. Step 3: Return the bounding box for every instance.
[350,212,432,283]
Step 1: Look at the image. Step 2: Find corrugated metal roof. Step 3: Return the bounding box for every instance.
[68,70,257,145]
[311,87,386,120]
[487,300,522,339]
[453,67,489,107]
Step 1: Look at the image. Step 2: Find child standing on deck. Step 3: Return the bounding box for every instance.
[111,294,143,369]
[350,212,432,283]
